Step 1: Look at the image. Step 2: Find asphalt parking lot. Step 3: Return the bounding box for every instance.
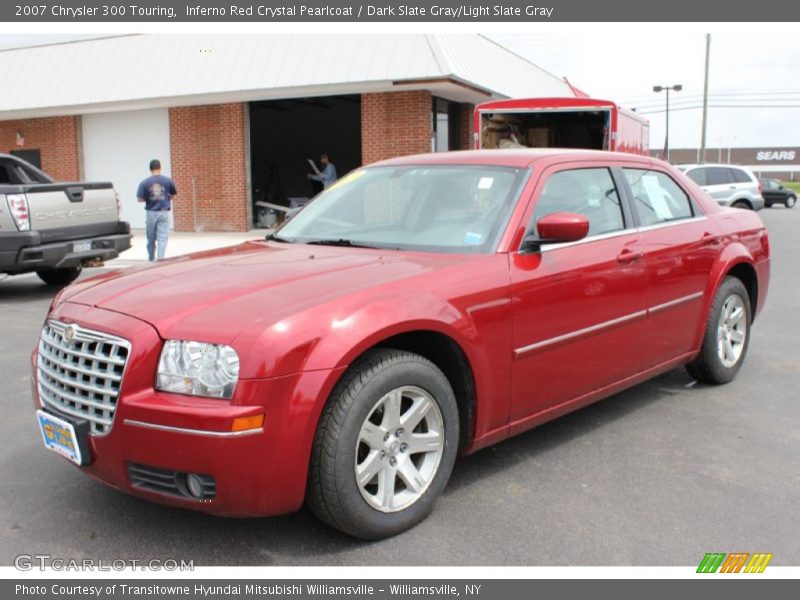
[1,208,798,567]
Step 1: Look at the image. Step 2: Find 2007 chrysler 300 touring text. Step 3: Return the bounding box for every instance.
[31,150,770,539]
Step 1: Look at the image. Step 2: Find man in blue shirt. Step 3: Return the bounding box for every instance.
[307,153,338,189]
[137,159,177,262]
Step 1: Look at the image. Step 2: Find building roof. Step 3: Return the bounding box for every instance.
[0,34,573,119]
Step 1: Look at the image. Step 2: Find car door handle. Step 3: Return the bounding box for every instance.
[701,233,720,246]
[616,249,643,264]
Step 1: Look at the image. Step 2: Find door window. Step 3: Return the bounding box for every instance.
[623,168,694,226]
[532,168,625,236]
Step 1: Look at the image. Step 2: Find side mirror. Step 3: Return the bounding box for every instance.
[522,212,590,251]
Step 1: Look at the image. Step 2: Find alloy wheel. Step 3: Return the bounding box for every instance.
[354,386,444,513]
[716,294,747,368]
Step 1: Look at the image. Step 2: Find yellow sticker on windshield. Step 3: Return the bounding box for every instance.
[326,169,365,193]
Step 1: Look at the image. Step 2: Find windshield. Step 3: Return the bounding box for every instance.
[276,165,528,253]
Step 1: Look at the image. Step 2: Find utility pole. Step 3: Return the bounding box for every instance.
[699,34,711,163]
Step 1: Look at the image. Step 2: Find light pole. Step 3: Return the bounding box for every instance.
[727,136,738,163]
[715,135,737,163]
[653,84,682,162]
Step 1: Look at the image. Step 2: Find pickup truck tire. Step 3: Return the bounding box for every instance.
[686,277,751,385]
[36,266,82,287]
[307,348,459,539]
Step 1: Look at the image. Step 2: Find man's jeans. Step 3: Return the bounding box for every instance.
[145,210,170,261]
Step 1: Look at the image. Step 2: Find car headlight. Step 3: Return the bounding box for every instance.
[156,340,240,399]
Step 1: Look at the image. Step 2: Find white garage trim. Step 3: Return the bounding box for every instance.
[81,108,172,230]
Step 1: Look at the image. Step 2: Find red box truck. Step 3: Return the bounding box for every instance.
[474,97,649,155]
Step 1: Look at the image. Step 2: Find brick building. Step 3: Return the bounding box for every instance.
[0,34,574,231]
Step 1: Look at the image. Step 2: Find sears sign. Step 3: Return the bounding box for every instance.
[756,150,796,161]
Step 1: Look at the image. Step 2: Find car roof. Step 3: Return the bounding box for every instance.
[679,163,751,170]
[369,149,663,170]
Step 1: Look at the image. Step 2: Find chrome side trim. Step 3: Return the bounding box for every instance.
[539,228,633,252]
[648,291,704,314]
[635,216,707,233]
[124,419,263,438]
[514,310,648,358]
[532,216,709,254]
[514,290,707,358]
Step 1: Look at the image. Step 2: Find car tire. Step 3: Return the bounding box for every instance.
[36,266,82,287]
[786,195,796,209]
[731,200,751,210]
[686,277,751,385]
[307,348,459,539]
[765,202,773,208]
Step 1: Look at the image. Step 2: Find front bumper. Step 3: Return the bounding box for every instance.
[0,222,131,274]
[32,301,343,517]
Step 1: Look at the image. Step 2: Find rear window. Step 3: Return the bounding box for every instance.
[623,168,694,227]
[0,158,52,185]
[687,167,734,186]
[730,168,753,184]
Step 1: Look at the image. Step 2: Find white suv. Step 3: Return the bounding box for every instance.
[677,164,765,211]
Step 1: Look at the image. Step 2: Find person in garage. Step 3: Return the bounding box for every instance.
[307,153,338,189]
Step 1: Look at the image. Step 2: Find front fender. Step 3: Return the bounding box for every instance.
[236,291,484,377]
[232,259,514,444]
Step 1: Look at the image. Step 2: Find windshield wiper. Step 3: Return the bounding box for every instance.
[305,238,387,249]
[265,233,292,243]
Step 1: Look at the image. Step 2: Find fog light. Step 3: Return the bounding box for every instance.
[185,473,204,499]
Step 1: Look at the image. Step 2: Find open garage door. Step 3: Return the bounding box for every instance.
[249,95,361,227]
[82,108,172,229]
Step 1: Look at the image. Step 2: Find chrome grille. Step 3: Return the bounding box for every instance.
[37,320,131,435]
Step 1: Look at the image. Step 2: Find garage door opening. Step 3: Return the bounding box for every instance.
[249,95,361,228]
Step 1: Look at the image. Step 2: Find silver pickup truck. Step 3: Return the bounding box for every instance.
[0,154,131,286]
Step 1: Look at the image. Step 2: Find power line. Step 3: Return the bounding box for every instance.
[619,89,800,104]
[626,93,800,107]
[632,98,800,111]
[637,104,800,115]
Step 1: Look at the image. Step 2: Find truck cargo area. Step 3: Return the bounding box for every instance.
[479,109,610,150]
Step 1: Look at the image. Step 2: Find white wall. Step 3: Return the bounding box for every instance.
[81,108,172,229]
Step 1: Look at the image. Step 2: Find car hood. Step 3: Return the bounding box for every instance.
[61,241,465,343]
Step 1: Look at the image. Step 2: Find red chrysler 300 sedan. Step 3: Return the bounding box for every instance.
[32,150,769,539]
